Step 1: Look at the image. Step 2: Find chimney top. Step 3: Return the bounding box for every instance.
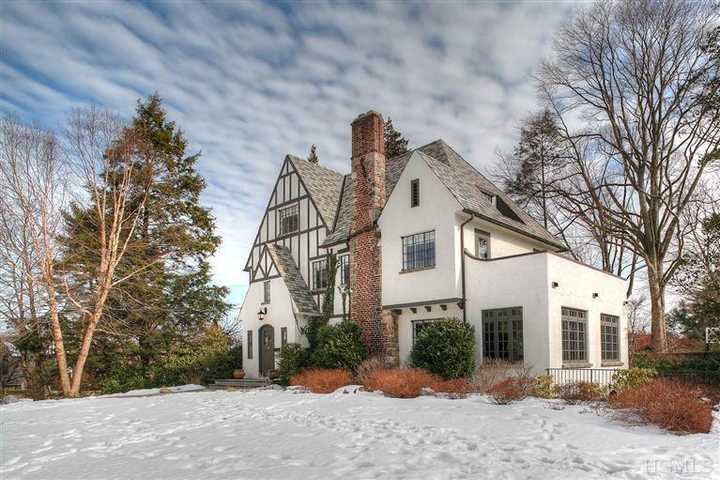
[351,110,385,158]
[352,110,383,125]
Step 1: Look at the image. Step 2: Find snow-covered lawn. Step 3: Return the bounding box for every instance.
[2,387,718,480]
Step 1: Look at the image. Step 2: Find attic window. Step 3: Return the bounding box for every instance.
[410,179,420,207]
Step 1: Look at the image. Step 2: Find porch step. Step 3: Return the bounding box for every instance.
[209,378,271,390]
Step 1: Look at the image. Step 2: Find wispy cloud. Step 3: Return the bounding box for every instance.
[1,1,574,306]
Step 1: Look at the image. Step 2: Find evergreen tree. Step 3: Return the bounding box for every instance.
[504,109,566,230]
[61,94,230,386]
[384,117,409,158]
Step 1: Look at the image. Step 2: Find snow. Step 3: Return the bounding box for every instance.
[98,384,206,398]
[2,389,718,480]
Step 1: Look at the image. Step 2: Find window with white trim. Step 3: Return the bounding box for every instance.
[600,314,620,362]
[402,230,435,271]
[278,203,299,235]
[562,307,587,363]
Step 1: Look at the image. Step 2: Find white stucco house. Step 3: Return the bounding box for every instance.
[238,111,628,379]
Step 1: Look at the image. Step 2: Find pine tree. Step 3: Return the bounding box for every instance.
[384,117,409,158]
[61,94,230,385]
[504,109,566,230]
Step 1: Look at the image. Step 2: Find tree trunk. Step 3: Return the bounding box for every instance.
[42,265,72,396]
[647,267,667,353]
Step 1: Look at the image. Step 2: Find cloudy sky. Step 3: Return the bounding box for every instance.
[1,1,576,309]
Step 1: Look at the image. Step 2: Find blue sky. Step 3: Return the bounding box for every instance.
[1,1,574,312]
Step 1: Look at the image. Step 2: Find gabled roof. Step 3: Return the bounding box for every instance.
[266,245,319,316]
[287,155,344,227]
[320,139,565,250]
[416,141,565,250]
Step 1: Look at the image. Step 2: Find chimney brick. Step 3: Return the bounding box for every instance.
[349,110,396,358]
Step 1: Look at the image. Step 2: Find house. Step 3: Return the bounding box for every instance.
[238,111,629,378]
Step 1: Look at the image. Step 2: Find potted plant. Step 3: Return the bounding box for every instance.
[232,369,245,379]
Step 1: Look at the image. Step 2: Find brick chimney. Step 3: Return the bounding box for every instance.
[349,111,397,362]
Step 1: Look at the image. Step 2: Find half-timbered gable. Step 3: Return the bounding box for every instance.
[243,154,344,307]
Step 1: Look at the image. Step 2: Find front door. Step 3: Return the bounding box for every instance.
[259,325,275,376]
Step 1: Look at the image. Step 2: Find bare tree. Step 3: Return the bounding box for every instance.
[538,0,720,352]
[0,115,71,395]
[493,110,641,296]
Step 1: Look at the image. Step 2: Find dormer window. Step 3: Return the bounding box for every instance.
[410,179,420,207]
[279,203,299,235]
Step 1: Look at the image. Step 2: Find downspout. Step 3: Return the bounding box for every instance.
[459,214,474,323]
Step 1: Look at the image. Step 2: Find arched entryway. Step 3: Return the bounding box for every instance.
[258,324,275,377]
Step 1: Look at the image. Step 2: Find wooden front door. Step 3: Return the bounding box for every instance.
[259,325,275,376]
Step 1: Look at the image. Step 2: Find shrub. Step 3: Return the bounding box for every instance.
[531,375,555,398]
[611,368,657,392]
[363,368,438,398]
[410,318,475,379]
[432,378,470,396]
[278,344,310,386]
[289,368,353,393]
[355,356,391,385]
[471,360,515,393]
[556,382,606,403]
[487,378,527,405]
[609,379,713,434]
[310,320,367,370]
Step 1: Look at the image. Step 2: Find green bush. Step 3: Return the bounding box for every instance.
[611,368,657,392]
[99,367,147,394]
[531,375,555,398]
[311,320,368,371]
[410,318,475,379]
[278,343,310,385]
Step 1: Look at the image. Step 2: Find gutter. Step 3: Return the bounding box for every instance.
[459,213,474,323]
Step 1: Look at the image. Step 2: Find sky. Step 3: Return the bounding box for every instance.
[1,0,576,312]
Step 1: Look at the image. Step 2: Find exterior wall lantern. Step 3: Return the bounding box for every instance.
[257,306,267,321]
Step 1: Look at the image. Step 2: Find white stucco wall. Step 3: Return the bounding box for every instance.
[546,254,629,370]
[465,253,551,373]
[465,252,628,374]
[238,277,302,379]
[379,153,463,307]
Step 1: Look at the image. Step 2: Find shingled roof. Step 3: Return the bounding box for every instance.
[267,245,320,316]
[320,140,565,250]
[287,155,344,228]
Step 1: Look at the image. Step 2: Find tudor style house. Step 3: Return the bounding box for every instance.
[239,111,629,378]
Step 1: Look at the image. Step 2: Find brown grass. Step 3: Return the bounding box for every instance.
[289,369,353,394]
[608,379,713,434]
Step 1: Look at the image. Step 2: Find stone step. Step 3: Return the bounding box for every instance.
[211,378,270,389]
